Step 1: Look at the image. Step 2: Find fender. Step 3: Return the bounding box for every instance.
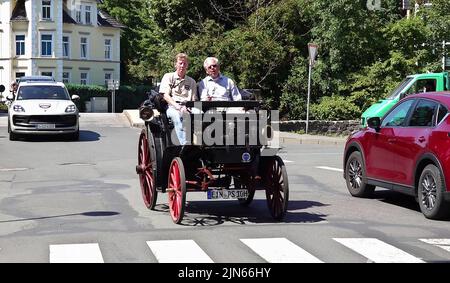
[343,140,366,179]
[414,152,447,195]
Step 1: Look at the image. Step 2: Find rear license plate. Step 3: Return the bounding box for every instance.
[207,189,248,200]
[37,124,55,129]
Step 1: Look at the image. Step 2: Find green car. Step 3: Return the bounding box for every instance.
[361,72,450,126]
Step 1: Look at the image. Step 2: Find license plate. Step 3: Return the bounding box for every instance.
[207,189,249,200]
[37,124,55,129]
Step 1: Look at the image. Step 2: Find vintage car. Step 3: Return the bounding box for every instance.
[136,91,289,224]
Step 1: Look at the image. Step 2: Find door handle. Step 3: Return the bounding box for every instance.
[387,138,396,143]
[418,136,426,143]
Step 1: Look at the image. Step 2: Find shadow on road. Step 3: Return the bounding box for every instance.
[7,130,101,142]
[152,199,328,226]
[372,190,421,213]
[0,211,120,223]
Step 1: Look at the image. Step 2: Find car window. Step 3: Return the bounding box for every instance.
[386,77,413,99]
[409,99,438,127]
[437,104,448,125]
[17,86,70,100]
[382,99,415,127]
[405,79,437,95]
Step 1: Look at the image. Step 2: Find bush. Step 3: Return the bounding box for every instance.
[311,95,360,120]
[66,84,152,112]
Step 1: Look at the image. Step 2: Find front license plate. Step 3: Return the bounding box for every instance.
[37,124,55,129]
[207,189,249,200]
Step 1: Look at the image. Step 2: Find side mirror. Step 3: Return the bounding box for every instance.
[71,95,80,100]
[6,94,14,101]
[367,117,381,132]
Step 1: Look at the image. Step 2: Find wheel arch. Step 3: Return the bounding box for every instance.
[343,141,365,178]
[414,153,446,196]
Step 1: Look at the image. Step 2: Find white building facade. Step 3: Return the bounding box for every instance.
[0,0,124,87]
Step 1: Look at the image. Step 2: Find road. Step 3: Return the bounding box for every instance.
[1,113,450,263]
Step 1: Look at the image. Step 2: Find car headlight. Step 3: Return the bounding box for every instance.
[13,105,25,112]
[65,105,77,113]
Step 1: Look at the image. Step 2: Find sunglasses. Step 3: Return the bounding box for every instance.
[208,64,218,69]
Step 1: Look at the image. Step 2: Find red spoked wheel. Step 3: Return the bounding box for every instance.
[264,156,289,220]
[137,129,158,210]
[168,157,186,224]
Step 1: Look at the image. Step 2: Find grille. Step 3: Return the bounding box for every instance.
[13,115,78,128]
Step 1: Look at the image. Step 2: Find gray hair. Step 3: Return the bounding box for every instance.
[203,57,219,70]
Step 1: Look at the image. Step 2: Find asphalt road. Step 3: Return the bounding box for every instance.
[1,113,450,263]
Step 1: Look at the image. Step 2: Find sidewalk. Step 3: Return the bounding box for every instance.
[122,109,347,145]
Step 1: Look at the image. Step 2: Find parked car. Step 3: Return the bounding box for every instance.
[343,92,450,219]
[7,82,80,140]
[17,75,55,83]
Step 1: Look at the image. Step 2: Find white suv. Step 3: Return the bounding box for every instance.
[7,82,80,140]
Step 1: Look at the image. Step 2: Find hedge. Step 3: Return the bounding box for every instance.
[66,84,152,112]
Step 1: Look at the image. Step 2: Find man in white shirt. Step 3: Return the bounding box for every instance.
[198,57,241,101]
[160,53,197,145]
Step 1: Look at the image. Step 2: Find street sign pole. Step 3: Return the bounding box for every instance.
[306,43,318,135]
[306,61,312,134]
[112,86,115,113]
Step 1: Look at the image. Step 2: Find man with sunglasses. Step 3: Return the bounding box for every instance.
[198,57,242,101]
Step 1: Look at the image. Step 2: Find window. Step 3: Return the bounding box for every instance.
[409,100,438,127]
[41,34,52,56]
[406,79,438,95]
[15,35,25,56]
[15,72,25,80]
[104,39,111,60]
[76,5,82,23]
[63,36,70,57]
[85,6,91,24]
[42,0,51,20]
[62,72,70,84]
[104,73,112,86]
[80,72,88,85]
[80,37,88,59]
[437,104,448,125]
[41,71,53,78]
[382,99,415,127]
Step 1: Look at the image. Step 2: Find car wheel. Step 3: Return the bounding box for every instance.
[418,164,450,219]
[8,120,18,141]
[345,151,375,197]
[70,130,79,141]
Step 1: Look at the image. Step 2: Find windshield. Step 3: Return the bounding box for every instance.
[17,86,70,100]
[386,77,413,100]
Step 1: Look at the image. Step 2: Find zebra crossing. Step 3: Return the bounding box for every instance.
[33,237,450,263]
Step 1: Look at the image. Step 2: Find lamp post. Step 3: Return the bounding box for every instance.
[306,43,318,134]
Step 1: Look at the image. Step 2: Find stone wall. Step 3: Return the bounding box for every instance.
[279,120,361,136]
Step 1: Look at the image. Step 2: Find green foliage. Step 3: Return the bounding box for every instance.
[100,0,450,120]
[67,84,150,112]
[311,96,360,120]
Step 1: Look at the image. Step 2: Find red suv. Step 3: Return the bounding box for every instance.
[344,92,450,219]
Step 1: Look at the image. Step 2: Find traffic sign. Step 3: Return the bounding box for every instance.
[107,80,119,90]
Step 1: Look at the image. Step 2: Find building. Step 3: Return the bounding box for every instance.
[0,0,125,88]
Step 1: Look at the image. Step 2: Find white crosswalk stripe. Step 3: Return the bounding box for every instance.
[5,237,450,262]
[420,239,450,252]
[146,240,214,263]
[49,243,104,263]
[334,238,424,263]
[240,238,323,263]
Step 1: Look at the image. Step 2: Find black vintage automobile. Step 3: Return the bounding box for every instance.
[136,91,289,224]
